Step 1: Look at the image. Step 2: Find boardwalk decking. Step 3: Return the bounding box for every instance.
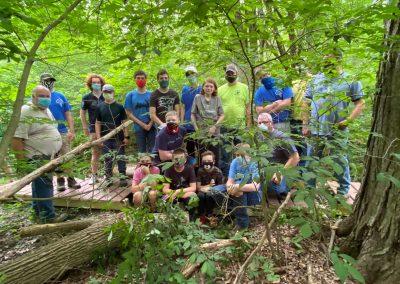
[14,176,361,211]
[15,177,132,210]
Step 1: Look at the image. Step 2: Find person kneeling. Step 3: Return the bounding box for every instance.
[226,143,261,231]
[196,151,225,224]
[131,155,160,211]
[163,148,197,210]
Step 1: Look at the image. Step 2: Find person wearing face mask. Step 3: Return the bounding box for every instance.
[130,154,160,210]
[163,148,197,211]
[226,143,261,231]
[218,64,250,176]
[95,84,129,188]
[254,68,294,134]
[191,78,224,166]
[196,151,225,223]
[152,111,187,164]
[124,70,156,153]
[150,69,180,129]
[304,51,365,195]
[180,66,202,160]
[80,74,105,185]
[12,85,66,223]
[257,113,300,200]
[40,73,81,192]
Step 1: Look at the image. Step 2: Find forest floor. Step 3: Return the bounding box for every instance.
[0,202,343,283]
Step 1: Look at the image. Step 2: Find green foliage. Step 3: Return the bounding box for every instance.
[247,255,280,282]
[330,251,365,283]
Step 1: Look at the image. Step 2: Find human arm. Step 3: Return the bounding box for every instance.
[80,109,89,136]
[191,113,199,131]
[338,99,365,129]
[180,103,185,122]
[95,120,101,140]
[150,106,164,127]
[159,149,173,161]
[125,109,147,129]
[11,137,25,160]
[65,111,75,141]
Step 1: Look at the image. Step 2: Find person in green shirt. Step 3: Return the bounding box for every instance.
[218,64,251,175]
[218,64,250,127]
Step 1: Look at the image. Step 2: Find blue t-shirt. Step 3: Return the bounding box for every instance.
[254,86,293,123]
[228,157,259,185]
[305,72,364,136]
[181,85,202,130]
[124,89,152,132]
[49,91,72,134]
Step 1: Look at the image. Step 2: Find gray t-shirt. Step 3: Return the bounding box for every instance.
[191,94,224,135]
[14,103,62,159]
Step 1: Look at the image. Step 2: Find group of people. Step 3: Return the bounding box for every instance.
[11,52,365,226]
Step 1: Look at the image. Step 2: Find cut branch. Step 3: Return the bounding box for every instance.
[233,191,293,284]
[0,120,132,200]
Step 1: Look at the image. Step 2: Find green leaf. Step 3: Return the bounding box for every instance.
[201,260,216,277]
[347,265,365,283]
[300,222,313,238]
[333,261,348,282]
[377,172,400,188]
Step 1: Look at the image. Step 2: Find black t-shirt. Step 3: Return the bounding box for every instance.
[196,167,224,186]
[266,129,298,164]
[149,89,179,123]
[152,126,187,162]
[81,92,105,133]
[96,101,127,140]
[164,165,196,190]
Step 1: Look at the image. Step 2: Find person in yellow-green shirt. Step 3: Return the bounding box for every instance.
[218,64,251,127]
[218,64,251,175]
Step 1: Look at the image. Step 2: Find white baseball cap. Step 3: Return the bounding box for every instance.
[185,65,198,74]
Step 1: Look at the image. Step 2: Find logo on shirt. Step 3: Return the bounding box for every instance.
[55,98,64,107]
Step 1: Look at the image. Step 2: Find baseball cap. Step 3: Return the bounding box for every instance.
[185,65,198,74]
[40,73,56,81]
[225,64,238,74]
[102,84,115,92]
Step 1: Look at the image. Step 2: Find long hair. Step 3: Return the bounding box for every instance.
[200,78,218,97]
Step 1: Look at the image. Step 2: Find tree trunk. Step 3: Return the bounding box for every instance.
[0,120,132,200]
[0,0,83,169]
[342,4,400,283]
[0,217,121,284]
[19,219,95,238]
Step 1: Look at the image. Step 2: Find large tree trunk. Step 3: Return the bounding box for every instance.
[341,4,400,283]
[0,217,121,284]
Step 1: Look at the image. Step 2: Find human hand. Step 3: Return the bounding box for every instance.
[272,172,282,185]
[208,125,216,136]
[83,128,90,136]
[141,165,150,175]
[143,123,152,131]
[200,186,210,193]
[67,131,75,142]
[302,126,310,136]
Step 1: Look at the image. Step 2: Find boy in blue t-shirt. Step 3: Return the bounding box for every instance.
[41,73,80,191]
[226,143,261,230]
[124,70,155,153]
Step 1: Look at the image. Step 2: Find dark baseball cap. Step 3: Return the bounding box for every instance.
[40,73,56,81]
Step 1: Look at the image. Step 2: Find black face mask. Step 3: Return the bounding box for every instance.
[202,162,214,170]
[225,75,237,83]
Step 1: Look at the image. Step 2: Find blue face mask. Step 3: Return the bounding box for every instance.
[261,77,275,89]
[159,80,169,89]
[258,123,270,132]
[37,97,51,108]
[92,83,101,91]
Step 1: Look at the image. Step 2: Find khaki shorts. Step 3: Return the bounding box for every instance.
[58,134,71,156]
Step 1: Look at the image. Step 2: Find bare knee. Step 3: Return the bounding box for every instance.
[133,192,142,206]
[149,190,158,201]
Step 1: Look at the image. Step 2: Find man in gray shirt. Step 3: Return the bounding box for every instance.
[12,85,66,223]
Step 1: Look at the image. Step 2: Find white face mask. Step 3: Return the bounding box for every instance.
[258,123,270,132]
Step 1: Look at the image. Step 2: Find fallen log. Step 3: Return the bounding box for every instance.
[181,238,247,279]
[0,217,121,284]
[19,219,96,238]
[0,120,133,201]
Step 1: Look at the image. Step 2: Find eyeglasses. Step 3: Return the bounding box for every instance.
[258,121,271,124]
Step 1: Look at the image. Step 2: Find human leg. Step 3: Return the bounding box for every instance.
[135,128,147,153]
[31,174,55,222]
[146,127,157,153]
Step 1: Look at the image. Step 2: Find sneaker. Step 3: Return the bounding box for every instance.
[67,177,81,189]
[57,177,66,192]
[88,174,97,185]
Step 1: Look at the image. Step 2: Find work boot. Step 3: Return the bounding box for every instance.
[48,213,68,223]
[67,177,81,189]
[57,177,66,192]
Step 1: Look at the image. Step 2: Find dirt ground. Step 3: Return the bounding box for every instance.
[0,202,341,283]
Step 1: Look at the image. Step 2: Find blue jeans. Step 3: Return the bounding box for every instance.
[307,136,351,194]
[32,174,56,222]
[102,139,126,178]
[135,127,156,153]
[230,187,263,229]
[268,177,288,195]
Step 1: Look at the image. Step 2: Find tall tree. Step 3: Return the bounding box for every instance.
[339,2,400,283]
